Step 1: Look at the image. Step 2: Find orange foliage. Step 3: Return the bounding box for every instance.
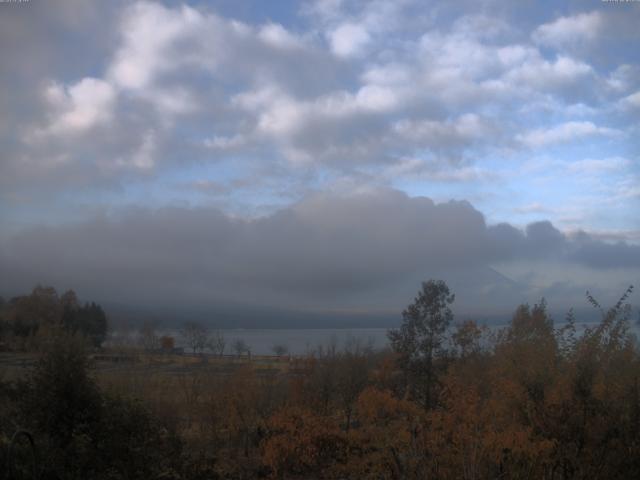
[262,406,346,478]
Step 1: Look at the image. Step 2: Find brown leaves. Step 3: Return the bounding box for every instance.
[262,407,346,478]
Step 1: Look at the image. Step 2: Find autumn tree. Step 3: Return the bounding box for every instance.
[336,340,371,431]
[542,286,640,477]
[494,300,557,407]
[451,319,486,359]
[2,286,108,348]
[7,285,61,339]
[221,366,263,460]
[388,279,455,409]
[262,406,346,478]
[160,335,175,351]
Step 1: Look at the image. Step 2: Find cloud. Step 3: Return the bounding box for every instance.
[0,0,638,257]
[533,11,604,48]
[513,203,549,214]
[501,55,594,95]
[517,121,620,148]
[107,1,205,90]
[258,23,304,50]
[30,78,116,139]
[621,91,640,109]
[328,23,371,57]
[567,157,631,175]
[1,189,637,318]
[569,234,640,270]
[393,114,493,150]
[1,1,624,184]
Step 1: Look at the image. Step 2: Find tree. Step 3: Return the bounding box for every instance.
[139,320,160,351]
[64,302,108,347]
[451,319,486,359]
[60,289,79,309]
[335,348,369,431]
[272,344,288,357]
[0,296,8,342]
[388,279,455,409]
[233,338,249,358]
[263,406,346,477]
[160,335,175,351]
[86,302,108,347]
[7,285,61,339]
[181,321,209,355]
[16,334,183,479]
[208,329,226,357]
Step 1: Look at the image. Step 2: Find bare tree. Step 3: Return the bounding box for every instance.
[181,321,209,355]
[233,338,249,358]
[271,344,288,357]
[208,329,226,357]
[139,320,159,352]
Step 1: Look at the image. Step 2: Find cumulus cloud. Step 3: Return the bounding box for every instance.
[108,2,204,90]
[621,91,640,109]
[328,23,371,57]
[517,121,620,148]
[30,78,116,140]
[2,0,637,198]
[533,12,604,48]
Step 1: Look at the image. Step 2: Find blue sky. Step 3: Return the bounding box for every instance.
[0,0,638,320]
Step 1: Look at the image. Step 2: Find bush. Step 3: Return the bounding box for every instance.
[13,335,183,480]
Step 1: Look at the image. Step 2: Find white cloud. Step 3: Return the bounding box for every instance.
[258,23,302,50]
[621,91,640,109]
[384,159,496,183]
[606,64,640,93]
[393,113,490,147]
[129,130,157,170]
[30,77,115,139]
[327,23,371,57]
[354,85,399,111]
[203,134,248,150]
[233,84,398,144]
[517,121,619,148]
[3,0,637,233]
[139,86,198,119]
[24,1,608,177]
[567,157,631,174]
[533,11,603,48]
[108,1,205,90]
[504,55,593,91]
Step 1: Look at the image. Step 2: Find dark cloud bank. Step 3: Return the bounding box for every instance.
[1,189,638,327]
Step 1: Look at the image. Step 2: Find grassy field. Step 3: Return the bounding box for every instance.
[1,350,293,375]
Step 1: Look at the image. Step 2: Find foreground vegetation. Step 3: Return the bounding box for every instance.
[1,282,639,479]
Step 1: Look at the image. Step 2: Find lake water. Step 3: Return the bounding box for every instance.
[215,328,390,355]
[110,321,639,356]
[128,328,390,355]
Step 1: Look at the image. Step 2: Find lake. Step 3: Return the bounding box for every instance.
[110,321,640,356]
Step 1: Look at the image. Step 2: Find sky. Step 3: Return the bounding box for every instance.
[0,0,639,325]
